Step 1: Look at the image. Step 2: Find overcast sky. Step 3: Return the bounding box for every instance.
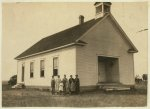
[2,2,148,80]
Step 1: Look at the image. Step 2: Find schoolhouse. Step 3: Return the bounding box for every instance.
[15,2,138,89]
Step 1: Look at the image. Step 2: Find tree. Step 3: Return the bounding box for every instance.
[8,75,17,86]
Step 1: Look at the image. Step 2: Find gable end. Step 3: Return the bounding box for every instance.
[109,14,138,53]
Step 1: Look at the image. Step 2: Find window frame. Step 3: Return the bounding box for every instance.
[96,5,102,14]
[104,5,110,12]
[53,57,59,76]
[40,60,45,77]
[30,62,34,78]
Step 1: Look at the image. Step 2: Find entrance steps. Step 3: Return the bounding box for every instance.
[97,82,132,91]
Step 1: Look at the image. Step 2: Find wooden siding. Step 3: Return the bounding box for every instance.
[17,46,76,87]
[76,16,134,86]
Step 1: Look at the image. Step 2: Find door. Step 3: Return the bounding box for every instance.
[105,61,113,82]
[98,56,119,83]
[98,61,106,82]
[22,64,25,82]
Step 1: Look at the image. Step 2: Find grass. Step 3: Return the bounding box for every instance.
[2,81,147,107]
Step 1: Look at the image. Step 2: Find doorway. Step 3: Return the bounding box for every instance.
[22,64,25,82]
[98,56,119,83]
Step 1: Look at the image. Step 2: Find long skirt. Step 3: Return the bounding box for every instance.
[65,82,69,93]
[55,83,59,92]
[70,82,75,92]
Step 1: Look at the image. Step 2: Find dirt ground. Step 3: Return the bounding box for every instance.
[2,82,147,107]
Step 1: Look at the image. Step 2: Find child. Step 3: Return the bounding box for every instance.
[59,80,64,95]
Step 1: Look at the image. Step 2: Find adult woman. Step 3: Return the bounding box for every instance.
[55,75,61,94]
[69,75,75,94]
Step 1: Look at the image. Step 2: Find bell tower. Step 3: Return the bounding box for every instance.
[94,2,112,19]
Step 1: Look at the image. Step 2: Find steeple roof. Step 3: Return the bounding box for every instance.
[94,2,112,6]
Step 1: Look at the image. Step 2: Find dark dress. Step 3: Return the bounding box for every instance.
[74,77,80,94]
[69,78,75,93]
[51,78,55,94]
[62,78,67,93]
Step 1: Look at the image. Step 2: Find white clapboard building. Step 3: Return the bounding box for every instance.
[15,2,138,90]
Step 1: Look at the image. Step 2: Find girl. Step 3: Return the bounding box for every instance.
[59,80,63,95]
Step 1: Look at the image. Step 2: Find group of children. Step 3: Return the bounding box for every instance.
[51,74,80,95]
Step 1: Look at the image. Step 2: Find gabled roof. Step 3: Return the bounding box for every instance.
[15,16,104,60]
[108,14,138,53]
[15,13,138,60]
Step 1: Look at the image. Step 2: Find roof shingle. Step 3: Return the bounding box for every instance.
[15,17,103,59]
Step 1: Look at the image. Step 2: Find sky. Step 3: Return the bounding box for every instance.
[2,2,148,80]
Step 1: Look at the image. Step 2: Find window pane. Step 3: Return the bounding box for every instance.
[96,5,102,14]
[40,60,44,77]
[53,69,58,76]
[53,57,58,76]
[30,62,34,78]
[40,70,44,77]
[40,60,44,69]
[30,72,33,78]
[104,5,110,12]
[53,57,58,68]
[30,62,34,72]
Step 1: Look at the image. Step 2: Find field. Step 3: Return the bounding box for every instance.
[2,82,147,107]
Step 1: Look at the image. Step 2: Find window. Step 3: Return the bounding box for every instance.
[40,60,45,77]
[96,5,102,14]
[53,57,58,76]
[30,62,34,78]
[104,5,110,12]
